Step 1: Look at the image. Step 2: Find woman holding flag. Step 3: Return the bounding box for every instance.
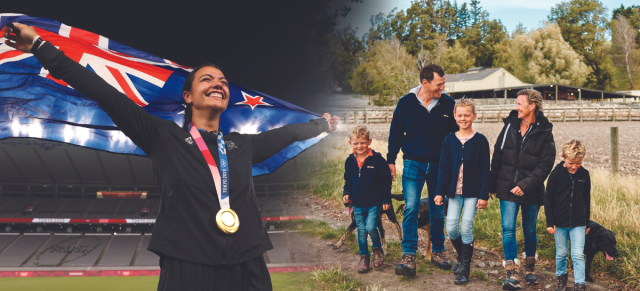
[4,23,339,291]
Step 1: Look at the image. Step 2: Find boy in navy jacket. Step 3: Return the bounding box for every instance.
[343,125,392,273]
[434,98,490,285]
[545,140,591,291]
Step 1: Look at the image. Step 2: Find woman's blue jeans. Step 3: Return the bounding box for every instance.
[446,195,478,244]
[555,226,586,285]
[500,199,540,261]
[401,159,446,255]
[353,205,381,256]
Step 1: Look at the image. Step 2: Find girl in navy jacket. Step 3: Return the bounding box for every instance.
[434,99,491,286]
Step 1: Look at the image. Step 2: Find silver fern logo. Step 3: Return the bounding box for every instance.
[185,137,194,145]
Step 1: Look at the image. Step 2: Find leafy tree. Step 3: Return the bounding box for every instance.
[441,41,475,74]
[548,0,615,89]
[350,37,419,106]
[494,22,589,86]
[612,5,640,44]
[612,14,638,89]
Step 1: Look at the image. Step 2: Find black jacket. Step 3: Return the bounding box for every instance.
[544,162,591,228]
[435,132,491,200]
[343,150,392,207]
[489,110,556,205]
[387,92,458,164]
[34,42,330,266]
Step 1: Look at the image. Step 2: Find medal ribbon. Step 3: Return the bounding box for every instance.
[189,123,230,209]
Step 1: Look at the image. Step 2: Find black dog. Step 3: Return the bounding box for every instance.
[584,221,620,282]
[333,194,404,250]
[396,197,432,259]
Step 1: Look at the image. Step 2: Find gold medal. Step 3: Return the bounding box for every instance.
[216,208,239,234]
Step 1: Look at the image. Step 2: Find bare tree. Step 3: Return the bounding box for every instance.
[613,14,638,89]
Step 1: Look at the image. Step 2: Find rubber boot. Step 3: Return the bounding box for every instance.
[451,236,463,275]
[454,241,473,285]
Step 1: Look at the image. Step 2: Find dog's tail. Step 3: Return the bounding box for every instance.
[396,203,406,214]
[391,194,404,201]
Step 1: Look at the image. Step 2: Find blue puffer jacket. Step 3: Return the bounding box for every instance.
[435,132,491,200]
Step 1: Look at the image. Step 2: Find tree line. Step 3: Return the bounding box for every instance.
[319,0,640,106]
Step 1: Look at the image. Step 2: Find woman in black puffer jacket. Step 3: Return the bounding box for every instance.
[489,89,556,290]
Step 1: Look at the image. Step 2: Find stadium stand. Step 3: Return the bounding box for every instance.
[0,233,19,253]
[133,234,159,266]
[61,234,112,267]
[56,198,94,217]
[114,199,149,218]
[0,234,51,267]
[97,234,141,266]
[23,234,81,267]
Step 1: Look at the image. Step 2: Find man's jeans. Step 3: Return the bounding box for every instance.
[353,205,382,256]
[555,226,587,285]
[446,195,478,244]
[500,199,540,261]
[401,159,445,255]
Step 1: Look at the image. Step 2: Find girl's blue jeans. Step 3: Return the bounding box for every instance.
[446,195,478,244]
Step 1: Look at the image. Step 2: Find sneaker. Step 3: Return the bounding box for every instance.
[555,274,568,291]
[524,256,538,285]
[395,254,416,277]
[431,251,452,270]
[502,259,522,290]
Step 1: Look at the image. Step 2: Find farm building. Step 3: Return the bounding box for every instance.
[444,67,635,102]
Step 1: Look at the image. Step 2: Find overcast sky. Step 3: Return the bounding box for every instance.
[333,0,639,38]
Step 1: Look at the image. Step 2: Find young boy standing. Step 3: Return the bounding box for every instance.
[343,125,392,273]
[544,140,591,291]
[434,99,491,285]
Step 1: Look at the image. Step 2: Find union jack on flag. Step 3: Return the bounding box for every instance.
[0,14,326,176]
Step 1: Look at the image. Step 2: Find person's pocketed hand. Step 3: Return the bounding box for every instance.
[343,195,350,204]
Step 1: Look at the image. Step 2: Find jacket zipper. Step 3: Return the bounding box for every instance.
[357,155,370,177]
[569,172,574,227]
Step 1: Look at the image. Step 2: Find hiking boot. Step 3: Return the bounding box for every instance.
[524,256,538,285]
[357,255,370,273]
[574,283,587,291]
[454,241,473,285]
[372,247,384,268]
[431,250,452,270]
[395,254,416,277]
[502,259,522,290]
[554,274,568,291]
[450,237,463,275]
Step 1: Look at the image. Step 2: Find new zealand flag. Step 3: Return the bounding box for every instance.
[0,14,326,176]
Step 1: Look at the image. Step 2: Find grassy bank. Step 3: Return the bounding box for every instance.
[298,135,640,287]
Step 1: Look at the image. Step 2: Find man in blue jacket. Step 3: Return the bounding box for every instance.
[388,64,458,277]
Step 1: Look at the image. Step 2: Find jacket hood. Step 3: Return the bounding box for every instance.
[504,110,553,131]
[409,85,421,95]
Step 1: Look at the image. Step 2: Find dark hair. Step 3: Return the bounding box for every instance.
[181,63,223,130]
[419,64,445,84]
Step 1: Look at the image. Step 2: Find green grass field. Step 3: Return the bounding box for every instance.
[0,273,312,291]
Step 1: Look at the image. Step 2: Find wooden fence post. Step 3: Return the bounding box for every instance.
[385,109,389,123]
[613,108,616,122]
[629,108,632,122]
[596,108,600,121]
[354,111,358,125]
[481,109,485,123]
[579,108,583,122]
[563,108,566,122]
[611,127,619,174]
[364,110,368,124]
[497,110,501,122]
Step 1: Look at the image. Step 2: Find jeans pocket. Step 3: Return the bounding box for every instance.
[402,160,419,179]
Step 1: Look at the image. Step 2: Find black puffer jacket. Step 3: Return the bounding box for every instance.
[489,110,556,205]
[544,162,591,228]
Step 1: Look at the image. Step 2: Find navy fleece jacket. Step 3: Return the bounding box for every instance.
[435,132,491,200]
[343,150,392,207]
[387,89,458,164]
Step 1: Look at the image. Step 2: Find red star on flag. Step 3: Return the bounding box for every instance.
[235,91,272,110]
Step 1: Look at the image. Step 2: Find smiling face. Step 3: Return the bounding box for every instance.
[562,156,583,174]
[422,73,445,98]
[348,136,371,156]
[454,105,476,130]
[515,95,535,119]
[183,66,230,114]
